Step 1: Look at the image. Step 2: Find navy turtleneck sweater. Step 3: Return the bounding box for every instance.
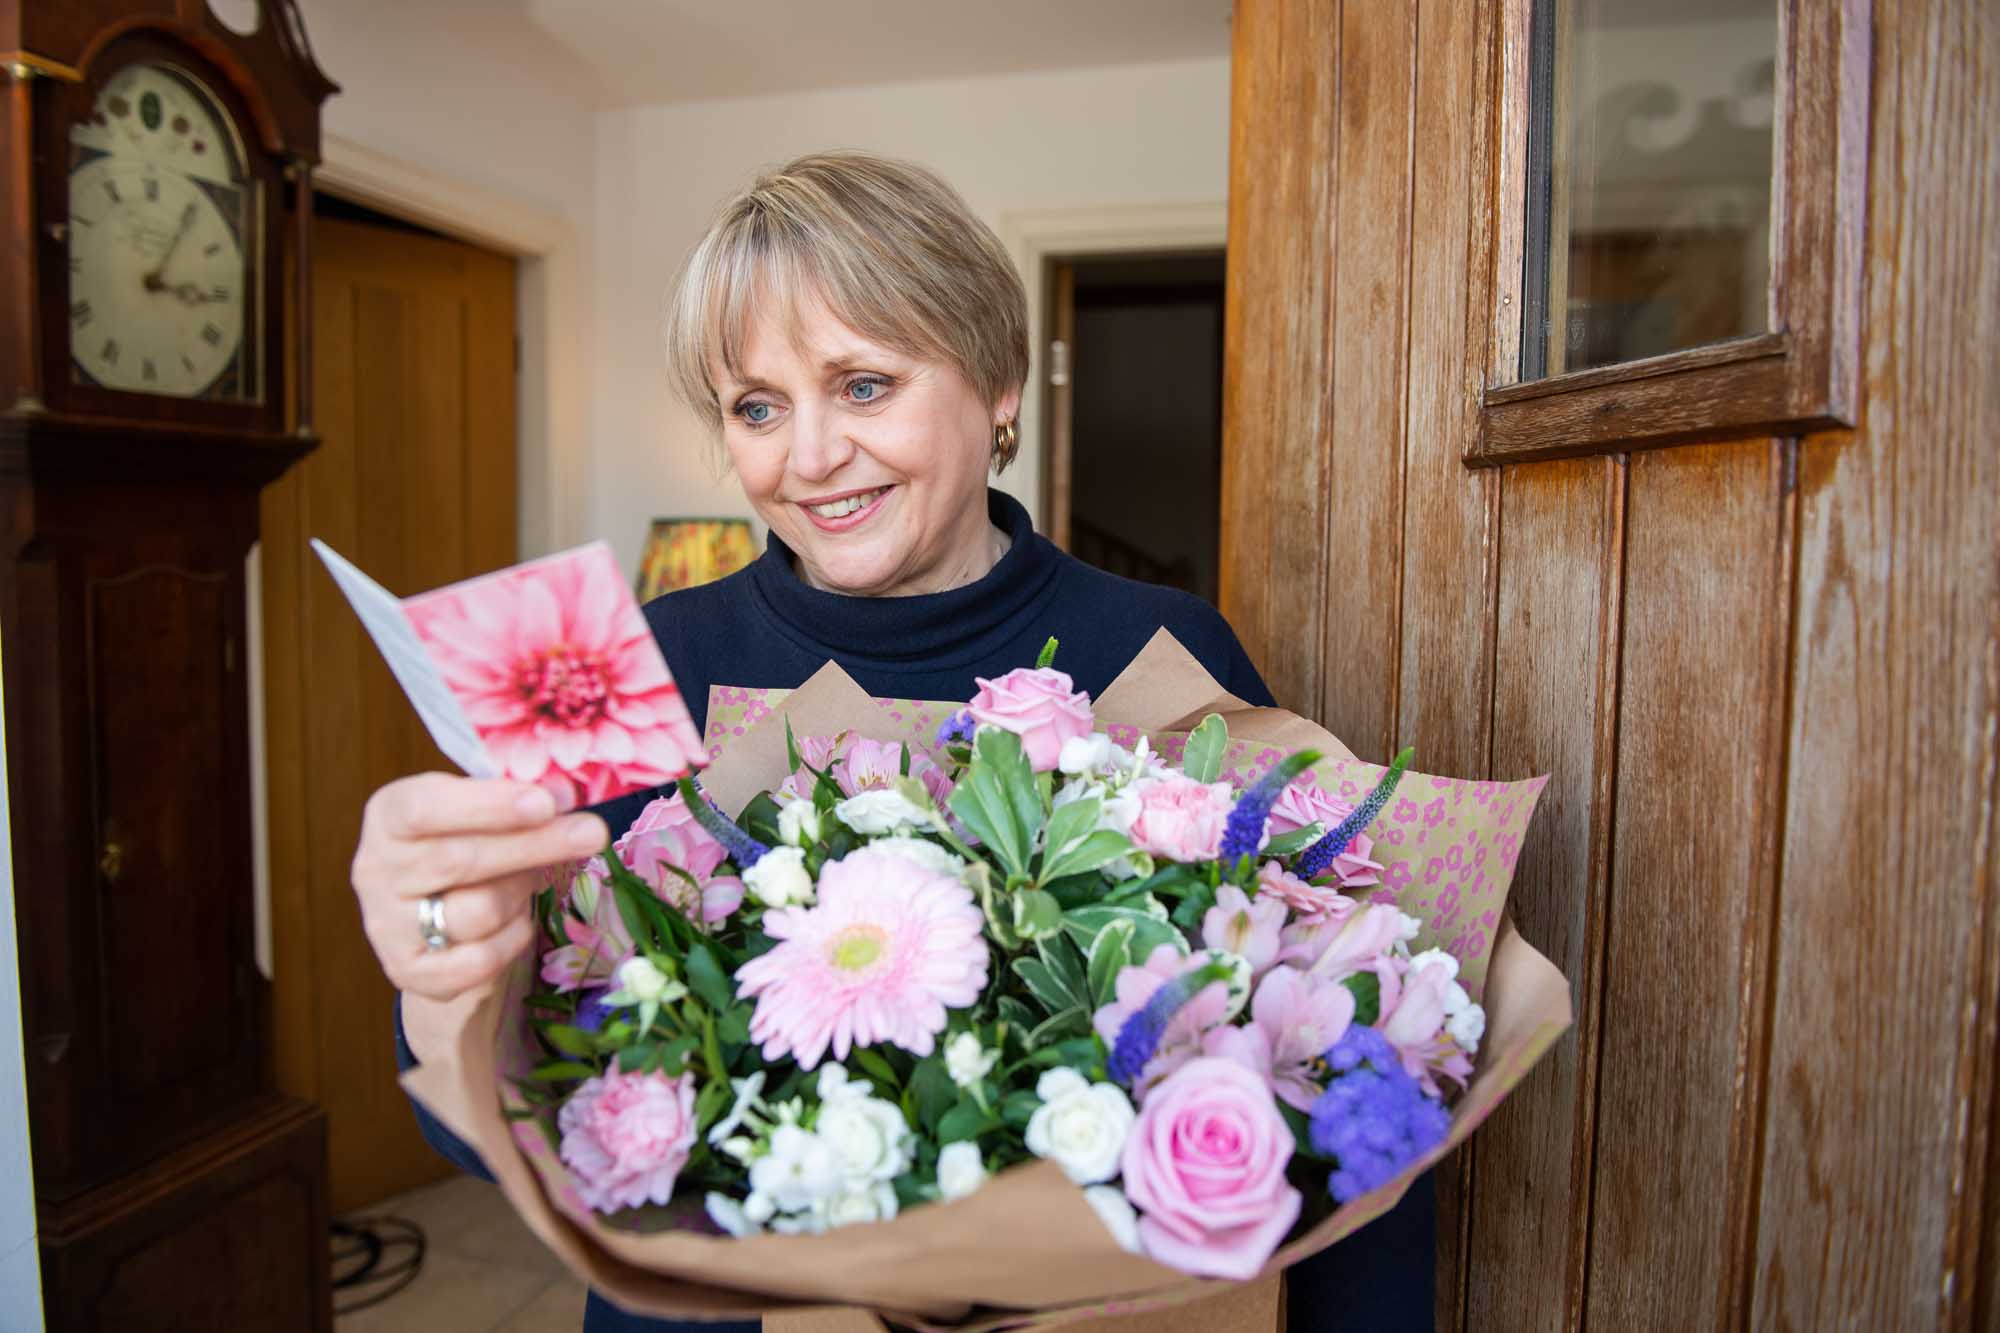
[395,490,1434,1332]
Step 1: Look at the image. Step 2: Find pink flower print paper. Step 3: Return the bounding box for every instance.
[315,539,703,807]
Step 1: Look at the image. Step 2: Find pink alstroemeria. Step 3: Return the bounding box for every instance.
[1250,966,1356,1110]
[1379,956,1474,1096]
[540,913,634,993]
[403,544,703,807]
[1280,901,1406,982]
[1093,945,1234,1096]
[1201,885,1287,978]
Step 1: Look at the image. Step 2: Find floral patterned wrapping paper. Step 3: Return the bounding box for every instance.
[403,632,1572,1331]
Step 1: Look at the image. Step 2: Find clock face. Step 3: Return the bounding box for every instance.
[66,63,259,402]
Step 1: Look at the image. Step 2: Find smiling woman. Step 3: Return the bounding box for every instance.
[368,152,1434,1333]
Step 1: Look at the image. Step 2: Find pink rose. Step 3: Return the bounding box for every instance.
[557,1067,698,1213]
[1267,782,1384,887]
[966,667,1093,772]
[1127,777,1234,863]
[1121,1057,1301,1279]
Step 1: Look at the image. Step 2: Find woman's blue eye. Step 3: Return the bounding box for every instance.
[740,401,771,424]
[849,378,886,403]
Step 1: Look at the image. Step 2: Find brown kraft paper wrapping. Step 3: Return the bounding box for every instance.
[403,631,1573,1330]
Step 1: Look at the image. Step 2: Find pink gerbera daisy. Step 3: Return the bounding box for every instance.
[735,845,988,1069]
[403,544,703,806]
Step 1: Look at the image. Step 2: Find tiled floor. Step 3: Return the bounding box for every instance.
[334,1176,588,1332]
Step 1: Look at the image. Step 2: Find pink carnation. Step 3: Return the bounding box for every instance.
[612,791,741,927]
[1254,859,1356,922]
[967,667,1093,772]
[1121,1057,1301,1279]
[735,845,987,1068]
[1267,782,1383,887]
[557,1067,698,1213]
[1127,777,1235,863]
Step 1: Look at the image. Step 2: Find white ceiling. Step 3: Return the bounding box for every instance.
[518,0,1235,107]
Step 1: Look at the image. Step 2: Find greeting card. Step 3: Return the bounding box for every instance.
[313,540,703,807]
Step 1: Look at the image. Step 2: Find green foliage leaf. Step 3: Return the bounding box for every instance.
[1026,1006,1090,1044]
[1043,870,1111,911]
[784,718,803,776]
[1344,971,1381,1026]
[1041,830,1134,885]
[740,791,785,847]
[937,1100,1001,1145]
[1036,636,1060,669]
[1171,883,1219,931]
[538,1023,601,1059]
[1039,932,1090,1002]
[1001,1090,1042,1130]
[1182,713,1229,784]
[1085,917,1136,1008]
[947,729,1042,879]
[1062,905,1184,967]
[853,1047,901,1093]
[910,1058,958,1133]
[526,1060,597,1082]
[996,996,1037,1036]
[1012,888,1064,941]
[1025,1036,1104,1071]
[717,1003,752,1045]
[1264,823,1326,859]
[684,942,734,1013]
[1012,957,1082,1017]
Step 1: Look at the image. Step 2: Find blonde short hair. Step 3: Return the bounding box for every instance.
[664,151,1030,466]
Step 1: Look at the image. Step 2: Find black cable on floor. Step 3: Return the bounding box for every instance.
[330,1215,428,1316]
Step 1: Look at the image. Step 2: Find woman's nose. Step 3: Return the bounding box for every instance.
[786,404,857,483]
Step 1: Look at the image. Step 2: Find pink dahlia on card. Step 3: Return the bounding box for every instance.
[734,844,988,1068]
[402,545,702,805]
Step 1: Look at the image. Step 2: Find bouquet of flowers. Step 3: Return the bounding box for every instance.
[403,632,1569,1330]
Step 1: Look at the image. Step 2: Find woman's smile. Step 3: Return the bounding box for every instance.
[798,483,895,531]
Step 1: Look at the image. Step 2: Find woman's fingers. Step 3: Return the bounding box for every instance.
[367,773,567,839]
[398,913,539,1003]
[379,814,608,900]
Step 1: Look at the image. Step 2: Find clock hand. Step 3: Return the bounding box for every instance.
[168,281,218,306]
[142,202,198,293]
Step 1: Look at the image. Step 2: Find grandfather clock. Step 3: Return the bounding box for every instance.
[0,2,337,1327]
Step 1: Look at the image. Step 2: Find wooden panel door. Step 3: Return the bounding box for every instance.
[260,216,517,1212]
[1222,1,1999,1328]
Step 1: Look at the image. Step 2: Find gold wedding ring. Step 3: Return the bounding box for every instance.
[417,894,450,953]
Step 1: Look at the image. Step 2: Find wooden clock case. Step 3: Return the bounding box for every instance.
[0,1,337,1327]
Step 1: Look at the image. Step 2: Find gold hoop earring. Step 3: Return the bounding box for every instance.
[993,419,1019,472]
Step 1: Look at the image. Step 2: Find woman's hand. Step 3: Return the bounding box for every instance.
[351,773,609,1008]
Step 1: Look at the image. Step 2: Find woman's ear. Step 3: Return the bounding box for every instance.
[993,382,1024,427]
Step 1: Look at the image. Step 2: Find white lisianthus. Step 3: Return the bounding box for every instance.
[776,799,821,847]
[944,1032,998,1089]
[605,956,685,1007]
[749,1124,843,1213]
[742,1191,776,1225]
[1396,911,1425,943]
[814,1068,913,1184]
[825,1182,899,1228]
[935,1141,988,1202]
[1447,1002,1486,1052]
[1410,947,1460,981]
[568,865,601,921]
[1083,1185,1143,1253]
[1025,1069,1135,1185]
[706,1071,767,1146]
[1440,979,1472,1016]
[744,845,815,908]
[867,835,966,880]
[705,1192,761,1238]
[834,788,932,835]
[1058,732,1118,776]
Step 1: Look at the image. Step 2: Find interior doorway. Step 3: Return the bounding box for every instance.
[259,196,518,1213]
[1041,251,1226,605]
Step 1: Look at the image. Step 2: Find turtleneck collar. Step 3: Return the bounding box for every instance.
[744,489,1059,670]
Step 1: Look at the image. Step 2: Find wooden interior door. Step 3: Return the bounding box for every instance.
[1223,1,1998,1329]
[260,215,517,1212]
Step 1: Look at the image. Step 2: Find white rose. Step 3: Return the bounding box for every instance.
[1447,1002,1486,1052]
[1082,1185,1142,1253]
[744,845,815,908]
[1025,1069,1135,1185]
[777,799,821,847]
[817,1093,913,1184]
[944,1033,998,1089]
[750,1125,843,1212]
[825,1182,899,1228]
[704,1192,761,1237]
[1410,948,1460,982]
[935,1141,988,1202]
[868,835,965,880]
[1058,733,1117,776]
[834,788,932,835]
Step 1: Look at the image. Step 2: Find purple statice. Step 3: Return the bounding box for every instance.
[934,709,977,748]
[674,776,769,868]
[1108,959,1234,1085]
[1309,1025,1451,1203]
[572,986,616,1034]
[1295,746,1412,881]
[1218,751,1321,863]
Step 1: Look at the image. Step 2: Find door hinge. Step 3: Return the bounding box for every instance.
[1048,339,1069,387]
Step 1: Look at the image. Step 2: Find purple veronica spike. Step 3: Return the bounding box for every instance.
[1108,960,1234,1085]
[675,776,770,868]
[1309,1024,1450,1203]
[1295,746,1413,881]
[934,709,976,748]
[572,986,615,1034]
[1218,751,1321,863]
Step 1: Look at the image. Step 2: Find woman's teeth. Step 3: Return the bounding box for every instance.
[807,488,887,519]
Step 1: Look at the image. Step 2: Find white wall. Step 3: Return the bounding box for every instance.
[590,57,1232,575]
[297,0,606,554]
